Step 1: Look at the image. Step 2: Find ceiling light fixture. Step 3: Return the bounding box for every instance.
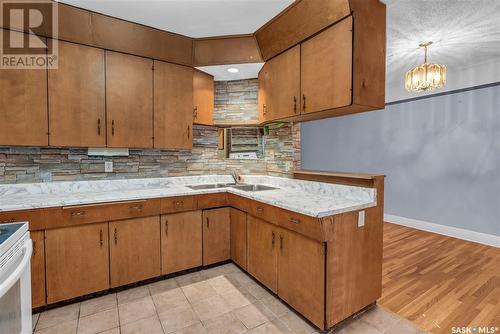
[227,67,239,73]
[405,41,446,92]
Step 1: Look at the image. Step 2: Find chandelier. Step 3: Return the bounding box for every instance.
[405,41,446,92]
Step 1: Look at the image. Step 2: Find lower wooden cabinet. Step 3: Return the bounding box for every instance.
[45,223,109,303]
[161,211,202,274]
[202,208,230,265]
[247,216,278,293]
[278,228,325,328]
[230,208,247,270]
[109,216,161,287]
[30,231,46,308]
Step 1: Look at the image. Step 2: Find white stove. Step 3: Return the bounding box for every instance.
[0,222,32,334]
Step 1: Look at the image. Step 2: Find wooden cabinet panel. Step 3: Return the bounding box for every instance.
[45,223,109,303]
[48,41,105,147]
[193,70,214,125]
[0,30,48,146]
[202,208,230,265]
[106,51,153,148]
[258,63,270,123]
[278,229,325,329]
[247,216,278,293]
[196,193,228,209]
[266,45,301,121]
[31,231,46,308]
[301,16,353,114]
[230,208,247,270]
[161,196,197,213]
[154,61,193,149]
[109,216,161,287]
[161,211,202,274]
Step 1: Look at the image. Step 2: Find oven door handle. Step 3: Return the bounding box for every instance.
[0,239,32,299]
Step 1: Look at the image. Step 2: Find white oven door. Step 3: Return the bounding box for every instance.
[0,236,32,334]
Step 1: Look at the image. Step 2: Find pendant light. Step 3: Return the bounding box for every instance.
[405,41,446,92]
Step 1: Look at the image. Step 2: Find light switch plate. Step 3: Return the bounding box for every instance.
[358,210,365,227]
[104,161,113,173]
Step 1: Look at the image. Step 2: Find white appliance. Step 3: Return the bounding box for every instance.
[0,222,32,334]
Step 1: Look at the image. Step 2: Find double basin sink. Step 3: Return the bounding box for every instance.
[187,183,278,192]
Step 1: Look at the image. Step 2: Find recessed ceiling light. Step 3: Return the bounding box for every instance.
[227,67,239,73]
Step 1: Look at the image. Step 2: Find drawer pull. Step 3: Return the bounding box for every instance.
[174,201,184,206]
[70,211,86,217]
[288,217,301,224]
[256,206,264,213]
[129,205,143,211]
[1,218,15,224]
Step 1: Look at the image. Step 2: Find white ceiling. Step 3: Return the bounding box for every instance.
[58,0,500,97]
[197,63,264,81]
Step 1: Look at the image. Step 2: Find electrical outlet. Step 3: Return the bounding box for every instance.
[104,161,113,173]
[358,210,365,228]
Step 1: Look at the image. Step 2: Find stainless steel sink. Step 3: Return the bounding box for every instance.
[230,184,278,192]
[186,183,235,190]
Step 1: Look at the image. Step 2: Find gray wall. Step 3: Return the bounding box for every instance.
[301,84,500,236]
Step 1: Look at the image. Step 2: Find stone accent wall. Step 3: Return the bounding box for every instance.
[214,79,258,124]
[0,79,300,184]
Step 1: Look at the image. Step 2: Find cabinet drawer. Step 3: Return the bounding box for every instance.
[228,194,276,224]
[275,209,324,242]
[196,193,227,209]
[0,208,53,231]
[107,199,160,221]
[61,203,111,226]
[161,196,196,213]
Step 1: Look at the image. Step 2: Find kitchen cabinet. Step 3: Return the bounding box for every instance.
[265,45,301,121]
[48,41,106,147]
[247,216,278,293]
[193,69,214,125]
[257,62,269,123]
[161,211,202,274]
[278,228,325,328]
[106,51,153,148]
[0,30,48,146]
[45,223,109,303]
[301,17,353,114]
[230,208,247,269]
[109,216,161,287]
[202,208,230,265]
[154,61,193,149]
[31,231,46,308]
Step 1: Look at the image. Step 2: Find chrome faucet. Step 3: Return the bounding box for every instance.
[231,171,240,184]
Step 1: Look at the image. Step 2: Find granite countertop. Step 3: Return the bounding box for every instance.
[0,175,377,218]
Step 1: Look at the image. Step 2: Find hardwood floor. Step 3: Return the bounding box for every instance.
[380,223,500,334]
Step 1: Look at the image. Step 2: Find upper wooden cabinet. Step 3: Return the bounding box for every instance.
[193,70,214,126]
[257,63,269,124]
[0,30,48,146]
[48,41,106,147]
[202,208,230,265]
[301,17,353,115]
[109,216,161,287]
[263,45,301,121]
[106,51,154,148]
[154,61,193,149]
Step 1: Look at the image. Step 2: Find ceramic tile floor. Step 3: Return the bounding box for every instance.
[32,263,426,334]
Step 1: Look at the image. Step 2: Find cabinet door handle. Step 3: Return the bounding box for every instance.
[165,220,168,236]
[129,204,143,211]
[97,118,101,136]
[271,231,275,247]
[256,206,264,214]
[263,104,267,116]
[111,120,115,136]
[33,240,36,256]
[279,235,284,252]
[302,94,306,112]
[293,96,297,113]
[99,229,103,247]
[114,227,117,245]
[288,217,301,225]
[174,201,184,207]
[206,217,210,229]
[193,106,198,119]
[1,218,15,224]
[187,125,190,139]
[70,211,86,217]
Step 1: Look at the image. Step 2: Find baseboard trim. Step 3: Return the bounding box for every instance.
[384,214,500,248]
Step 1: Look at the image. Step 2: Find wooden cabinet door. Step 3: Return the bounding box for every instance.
[193,69,214,125]
[154,61,193,149]
[0,29,48,146]
[161,211,202,274]
[106,51,153,148]
[230,208,247,270]
[247,216,278,293]
[202,208,230,265]
[45,223,109,303]
[278,228,325,329]
[48,41,105,147]
[301,16,353,114]
[109,216,161,287]
[257,63,270,123]
[31,231,46,308]
[266,45,301,121]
